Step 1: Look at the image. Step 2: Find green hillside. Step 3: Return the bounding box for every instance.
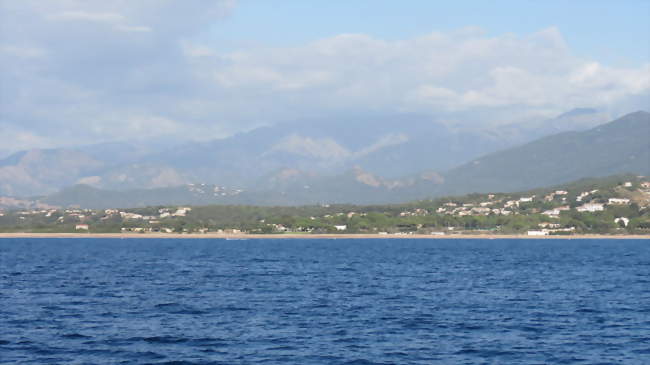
[2,174,649,235]
[438,111,650,195]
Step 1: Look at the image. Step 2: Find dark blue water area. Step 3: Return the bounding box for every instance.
[1,238,649,364]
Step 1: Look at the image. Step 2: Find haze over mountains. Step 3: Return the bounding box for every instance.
[0,109,648,208]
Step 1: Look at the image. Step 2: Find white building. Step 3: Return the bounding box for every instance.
[120,212,143,220]
[542,209,561,218]
[542,205,570,217]
[608,198,630,205]
[527,230,549,236]
[334,225,347,231]
[172,208,191,217]
[538,223,561,229]
[576,203,604,212]
[615,217,630,227]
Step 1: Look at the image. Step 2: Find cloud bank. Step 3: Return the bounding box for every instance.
[0,1,648,152]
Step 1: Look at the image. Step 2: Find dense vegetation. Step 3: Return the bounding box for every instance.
[1,175,649,235]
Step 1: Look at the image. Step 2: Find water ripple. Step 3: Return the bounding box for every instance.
[1,238,649,364]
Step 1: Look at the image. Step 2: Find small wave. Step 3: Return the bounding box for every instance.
[142,336,189,344]
[455,323,485,331]
[455,348,516,357]
[250,258,281,263]
[61,333,90,339]
[217,305,250,312]
[266,345,298,351]
[333,337,360,344]
[187,337,229,347]
[342,359,385,365]
[153,302,209,315]
[517,325,543,333]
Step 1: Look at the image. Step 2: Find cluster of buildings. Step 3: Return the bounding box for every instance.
[187,183,243,197]
[2,178,648,236]
[434,195,541,217]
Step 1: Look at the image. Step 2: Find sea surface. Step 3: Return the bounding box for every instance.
[1,238,649,364]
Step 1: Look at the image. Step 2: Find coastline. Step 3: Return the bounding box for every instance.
[0,232,648,240]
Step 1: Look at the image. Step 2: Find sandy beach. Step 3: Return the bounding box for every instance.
[0,232,647,240]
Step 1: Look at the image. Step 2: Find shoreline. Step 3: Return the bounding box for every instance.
[0,233,648,240]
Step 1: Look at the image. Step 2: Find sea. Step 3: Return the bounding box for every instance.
[1,238,649,364]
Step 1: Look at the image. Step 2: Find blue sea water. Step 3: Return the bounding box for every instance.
[1,238,649,364]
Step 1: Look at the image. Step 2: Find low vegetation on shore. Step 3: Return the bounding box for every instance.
[1,175,649,236]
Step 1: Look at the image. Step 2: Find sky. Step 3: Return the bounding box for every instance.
[0,0,648,152]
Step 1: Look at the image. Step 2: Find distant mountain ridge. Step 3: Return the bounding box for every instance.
[0,113,535,196]
[0,110,647,206]
[438,110,650,195]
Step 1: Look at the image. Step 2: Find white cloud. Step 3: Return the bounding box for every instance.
[199,27,648,125]
[115,25,152,33]
[47,10,126,23]
[0,45,47,58]
[0,0,647,153]
[47,10,153,33]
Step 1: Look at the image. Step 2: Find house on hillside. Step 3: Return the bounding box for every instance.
[527,230,549,236]
[542,205,570,218]
[615,217,630,227]
[172,207,192,217]
[542,209,561,218]
[576,203,604,212]
[538,223,561,229]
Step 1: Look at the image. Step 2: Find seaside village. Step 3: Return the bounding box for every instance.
[1,179,649,235]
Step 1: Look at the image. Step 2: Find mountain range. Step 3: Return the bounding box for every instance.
[0,109,647,209]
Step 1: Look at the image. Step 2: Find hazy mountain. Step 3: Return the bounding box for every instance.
[497,108,611,142]
[0,142,176,197]
[436,110,650,195]
[244,111,649,203]
[40,184,249,209]
[75,142,157,165]
[137,114,525,186]
[1,110,645,202]
[31,107,648,209]
[0,113,531,196]
[227,110,650,204]
[0,148,106,197]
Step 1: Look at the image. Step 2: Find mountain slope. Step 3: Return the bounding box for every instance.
[0,113,531,196]
[0,149,106,196]
[437,111,650,195]
[1,111,646,204]
[139,113,525,186]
